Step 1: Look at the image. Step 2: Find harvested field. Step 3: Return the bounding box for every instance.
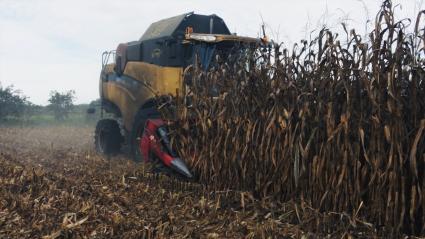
[0,126,380,239]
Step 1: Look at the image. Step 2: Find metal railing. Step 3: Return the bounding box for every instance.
[101,50,116,71]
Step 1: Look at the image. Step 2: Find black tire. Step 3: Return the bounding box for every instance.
[130,107,160,162]
[95,119,123,155]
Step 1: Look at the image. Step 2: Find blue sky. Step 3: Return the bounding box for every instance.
[0,0,421,105]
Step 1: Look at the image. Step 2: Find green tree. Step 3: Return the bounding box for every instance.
[0,84,29,120]
[48,90,75,120]
[23,103,44,120]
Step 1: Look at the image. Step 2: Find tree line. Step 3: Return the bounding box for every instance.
[0,83,96,122]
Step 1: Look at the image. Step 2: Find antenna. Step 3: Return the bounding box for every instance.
[259,12,269,44]
[260,13,266,39]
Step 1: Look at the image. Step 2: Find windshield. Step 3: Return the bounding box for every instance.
[186,42,255,70]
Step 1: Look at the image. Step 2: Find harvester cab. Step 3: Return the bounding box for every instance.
[96,12,265,178]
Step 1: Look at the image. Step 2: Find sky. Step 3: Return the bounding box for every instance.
[0,0,422,105]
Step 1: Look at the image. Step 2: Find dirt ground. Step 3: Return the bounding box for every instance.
[0,126,382,238]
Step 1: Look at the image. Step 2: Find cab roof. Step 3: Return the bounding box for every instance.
[140,12,231,41]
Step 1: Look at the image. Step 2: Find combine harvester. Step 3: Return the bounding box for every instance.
[95,12,266,178]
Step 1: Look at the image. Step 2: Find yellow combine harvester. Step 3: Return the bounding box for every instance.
[95,12,263,178]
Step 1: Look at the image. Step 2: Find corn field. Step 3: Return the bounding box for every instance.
[164,1,425,235]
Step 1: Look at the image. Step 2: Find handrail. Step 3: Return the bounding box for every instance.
[101,50,116,71]
[100,50,116,119]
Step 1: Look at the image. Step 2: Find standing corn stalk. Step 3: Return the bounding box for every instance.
[161,1,425,236]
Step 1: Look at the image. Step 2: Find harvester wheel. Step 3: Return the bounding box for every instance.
[130,107,160,162]
[95,119,122,155]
